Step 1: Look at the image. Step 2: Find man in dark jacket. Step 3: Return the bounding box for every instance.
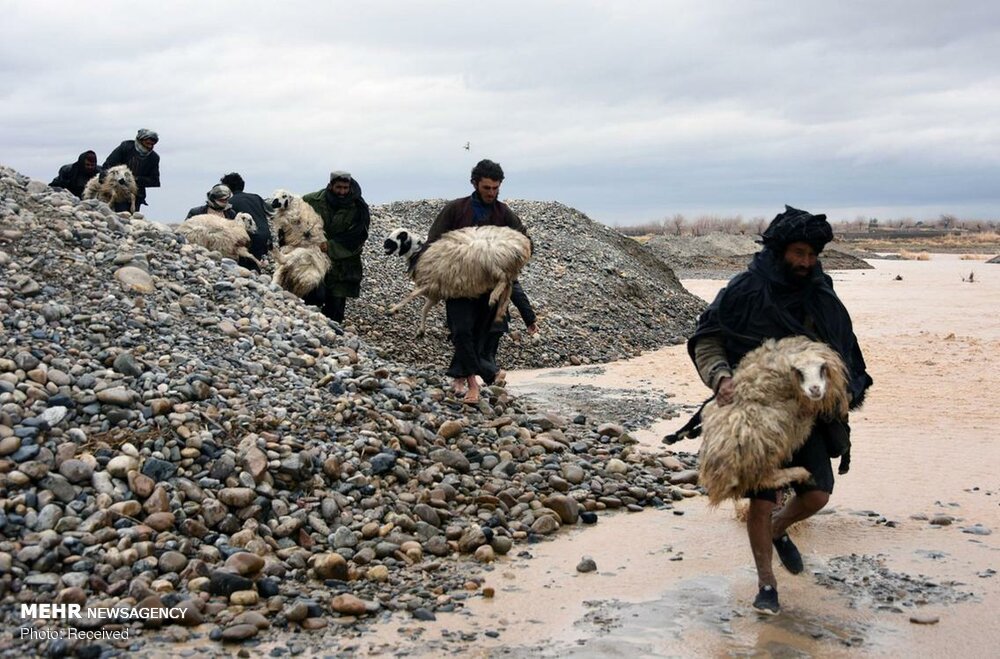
[103,129,160,209]
[50,150,101,198]
[221,172,273,260]
[687,205,872,616]
[426,159,530,404]
[301,171,370,323]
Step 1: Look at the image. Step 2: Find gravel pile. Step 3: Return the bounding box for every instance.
[0,167,701,655]
[643,233,873,278]
[351,200,705,370]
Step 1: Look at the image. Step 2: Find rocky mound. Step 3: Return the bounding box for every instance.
[352,200,705,370]
[643,233,873,277]
[0,167,699,654]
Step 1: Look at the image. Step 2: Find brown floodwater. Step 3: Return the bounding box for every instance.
[349,255,999,658]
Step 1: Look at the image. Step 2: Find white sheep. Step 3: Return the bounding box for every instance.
[697,336,849,505]
[266,189,325,248]
[265,189,330,299]
[383,225,532,338]
[176,212,262,269]
[272,245,332,298]
[82,165,137,213]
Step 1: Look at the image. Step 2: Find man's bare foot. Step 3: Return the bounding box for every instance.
[462,376,480,404]
[495,369,507,385]
[452,378,467,395]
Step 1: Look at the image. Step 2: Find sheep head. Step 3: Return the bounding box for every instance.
[384,228,424,258]
[104,165,136,192]
[235,212,257,235]
[267,189,294,211]
[781,338,850,418]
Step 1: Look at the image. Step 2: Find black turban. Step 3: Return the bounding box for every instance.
[760,205,834,253]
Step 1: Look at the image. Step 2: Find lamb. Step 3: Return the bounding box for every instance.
[81,165,137,213]
[383,225,532,338]
[697,336,849,506]
[176,212,262,269]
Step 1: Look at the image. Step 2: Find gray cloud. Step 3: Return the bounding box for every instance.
[1,0,998,225]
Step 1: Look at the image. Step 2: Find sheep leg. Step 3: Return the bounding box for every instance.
[415,298,436,338]
[758,467,812,491]
[129,196,136,214]
[238,249,262,270]
[389,287,425,315]
[487,280,508,307]
[490,283,513,324]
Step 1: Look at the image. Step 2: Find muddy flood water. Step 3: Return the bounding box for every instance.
[346,254,999,658]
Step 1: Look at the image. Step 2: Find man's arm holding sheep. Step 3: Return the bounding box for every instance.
[693,335,734,405]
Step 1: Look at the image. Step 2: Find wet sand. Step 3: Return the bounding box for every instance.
[356,255,999,657]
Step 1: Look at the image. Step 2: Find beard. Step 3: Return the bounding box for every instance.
[781,260,813,285]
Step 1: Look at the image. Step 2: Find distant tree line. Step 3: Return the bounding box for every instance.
[617,213,999,236]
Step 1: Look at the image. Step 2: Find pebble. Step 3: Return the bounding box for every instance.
[576,556,598,573]
[909,613,940,625]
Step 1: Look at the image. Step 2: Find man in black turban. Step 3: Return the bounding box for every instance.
[684,204,872,616]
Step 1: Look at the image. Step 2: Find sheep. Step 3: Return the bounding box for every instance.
[264,189,331,299]
[697,336,849,506]
[82,165,137,213]
[383,225,532,338]
[176,212,262,269]
[266,189,325,248]
[272,245,332,298]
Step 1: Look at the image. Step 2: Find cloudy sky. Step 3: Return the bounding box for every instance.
[2,0,999,226]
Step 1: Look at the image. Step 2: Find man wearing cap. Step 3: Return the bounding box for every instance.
[686,205,872,615]
[103,129,160,209]
[301,171,371,323]
[186,184,237,220]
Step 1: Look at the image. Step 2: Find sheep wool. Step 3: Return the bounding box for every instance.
[177,212,261,269]
[697,336,849,505]
[387,225,532,337]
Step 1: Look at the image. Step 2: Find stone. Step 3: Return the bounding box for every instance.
[96,387,134,406]
[596,422,624,437]
[106,455,139,478]
[606,458,628,475]
[220,624,258,642]
[218,488,255,508]
[158,551,188,573]
[669,469,699,485]
[909,613,940,625]
[226,552,265,577]
[209,570,254,597]
[115,266,155,293]
[145,512,176,532]
[58,459,93,483]
[230,590,259,606]
[438,419,464,439]
[543,494,580,524]
[577,556,597,573]
[429,448,470,473]
[330,594,369,616]
[531,515,561,535]
[314,553,348,580]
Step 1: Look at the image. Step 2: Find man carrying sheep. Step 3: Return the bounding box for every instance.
[102,129,160,211]
[685,205,872,615]
[425,159,530,404]
[301,171,371,323]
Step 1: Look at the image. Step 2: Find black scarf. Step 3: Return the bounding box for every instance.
[689,248,872,407]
